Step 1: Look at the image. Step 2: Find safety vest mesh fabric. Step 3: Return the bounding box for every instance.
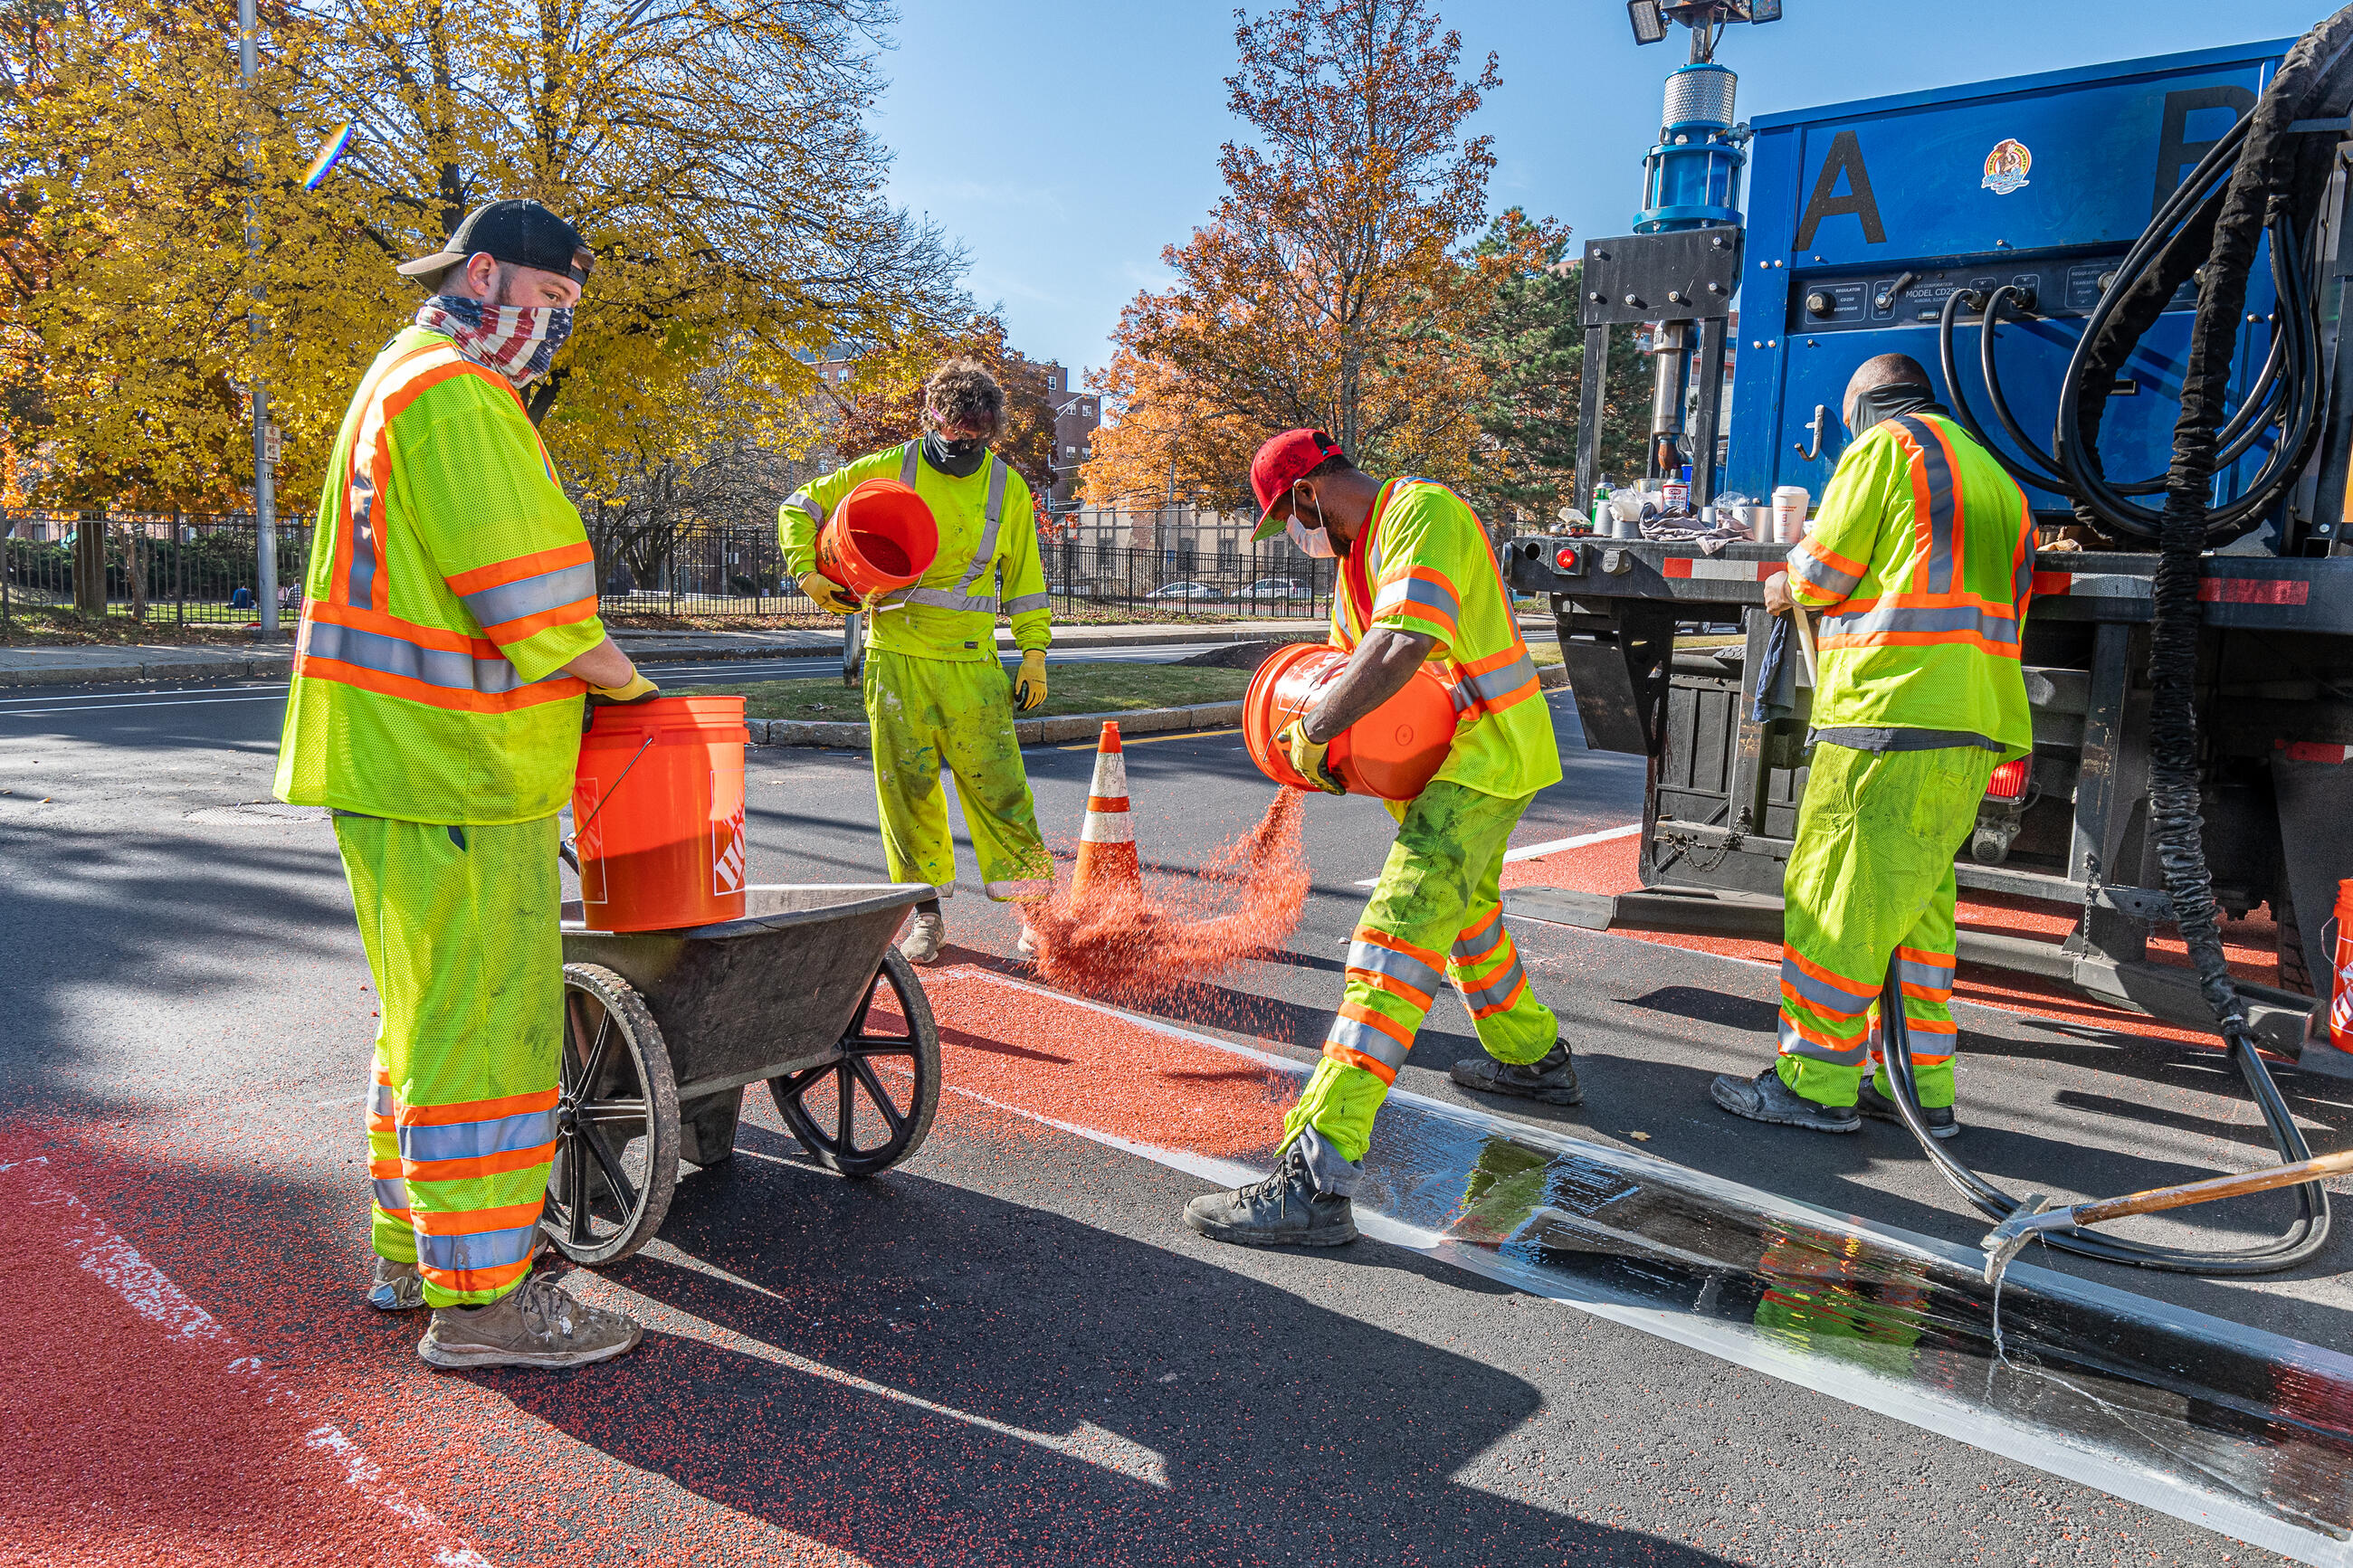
[1329,478,1561,800]
[778,442,1052,663]
[1786,413,2034,757]
[274,326,608,825]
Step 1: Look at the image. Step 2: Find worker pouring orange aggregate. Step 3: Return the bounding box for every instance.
[1184,430,1577,1248]
[275,199,653,1370]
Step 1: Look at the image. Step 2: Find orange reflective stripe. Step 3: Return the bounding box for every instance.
[1336,1000,1415,1049]
[1353,925,1448,969]
[1815,629,2023,660]
[443,541,595,598]
[1784,945,1880,1003]
[1348,965,1434,1012]
[407,1198,548,1237]
[401,1143,557,1185]
[1321,1042,1399,1086]
[310,599,498,657]
[1778,1008,1869,1051]
[477,598,598,648]
[419,1257,534,1295]
[295,656,584,715]
[1468,970,1529,1020]
[395,1086,559,1128]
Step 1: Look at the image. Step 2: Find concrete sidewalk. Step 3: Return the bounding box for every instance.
[0,618,1329,688]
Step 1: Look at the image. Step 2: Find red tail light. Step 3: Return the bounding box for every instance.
[1985,757,2031,803]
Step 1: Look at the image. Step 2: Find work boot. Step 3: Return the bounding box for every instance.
[1710,1066,1862,1133]
[366,1256,425,1312]
[1857,1079,1959,1139]
[416,1270,643,1371]
[1015,925,1039,960]
[1451,1040,1583,1106]
[900,909,946,966]
[1182,1140,1358,1248]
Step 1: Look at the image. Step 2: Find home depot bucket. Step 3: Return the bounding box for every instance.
[814,478,938,598]
[1243,642,1458,801]
[2329,879,2353,1050]
[573,695,751,932]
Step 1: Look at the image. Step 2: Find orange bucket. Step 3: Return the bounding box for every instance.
[1243,643,1458,801]
[815,479,938,598]
[2329,879,2353,1050]
[572,695,751,932]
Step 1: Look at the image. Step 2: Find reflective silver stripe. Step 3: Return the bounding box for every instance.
[459,562,597,631]
[396,1107,557,1166]
[416,1221,540,1274]
[371,1176,411,1213]
[901,585,999,613]
[1777,1013,1869,1065]
[1348,938,1443,1001]
[1374,574,1460,627]
[899,441,920,485]
[342,343,466,613]
[879,450,1008,615]
[347,481,380,610]
[1779,953,1875,1017]
[1461,651,1538,707]
[304,620,528,695]
[1326,1014,1411,1071]
[370,1080,395,1119]
[784,489,824,527]
[1005,592,1051,615]
[1788,541,1862,599]
[1458,956,1527,1014]
[1821,601,2019,648]
[1892,950,1957,996]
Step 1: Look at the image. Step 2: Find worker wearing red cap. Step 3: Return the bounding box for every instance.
[1184,430,1577,1249]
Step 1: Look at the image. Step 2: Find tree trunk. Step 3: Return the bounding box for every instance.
[115,520,148,621]
[72,511,106,614]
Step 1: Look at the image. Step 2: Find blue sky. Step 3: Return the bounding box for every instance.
[870,2,2322,383]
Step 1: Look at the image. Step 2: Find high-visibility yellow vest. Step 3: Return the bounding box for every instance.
[779,442,1051,664]
[1786,412,2034,756]
[274,326,609,824]
[1331,478,1561,800]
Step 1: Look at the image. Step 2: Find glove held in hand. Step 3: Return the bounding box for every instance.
[1278,719,1346,794]
[1013,649,1049,712]
[797,570,860,614]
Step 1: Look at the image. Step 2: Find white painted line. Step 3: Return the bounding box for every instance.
[0,1156,492,1564]
[0,682,290,705]
[922,976,2352,1567]
[0,694,288,716]
[1356,821,1643,886]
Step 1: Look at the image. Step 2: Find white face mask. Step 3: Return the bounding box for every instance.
[1283,484,1337,558]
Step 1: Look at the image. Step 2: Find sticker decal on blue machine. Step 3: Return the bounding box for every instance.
[1982,138,2033,195]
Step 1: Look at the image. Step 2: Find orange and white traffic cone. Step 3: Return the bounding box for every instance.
[1072,720,1141,899]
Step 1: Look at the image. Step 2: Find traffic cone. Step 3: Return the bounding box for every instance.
[1072,721,1141,899]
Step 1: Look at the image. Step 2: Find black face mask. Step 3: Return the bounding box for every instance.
[922,432,988,479]
[1843,384,1947,436]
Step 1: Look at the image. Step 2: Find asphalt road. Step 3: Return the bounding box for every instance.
[1,655,2341,1566]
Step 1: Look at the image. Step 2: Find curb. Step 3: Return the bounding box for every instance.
[751,700,1248,752]
[0,652,295,688]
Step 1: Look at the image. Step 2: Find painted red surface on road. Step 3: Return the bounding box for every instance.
[1501,833,2290,1049]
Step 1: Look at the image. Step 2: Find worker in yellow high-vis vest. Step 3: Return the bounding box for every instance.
[1712,353,2034,1140]
[780,359,1054,965]
[275,199,648,1370]
[1185,429,1573,1249]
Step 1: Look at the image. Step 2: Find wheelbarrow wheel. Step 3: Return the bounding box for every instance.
[768,947,939,1178]
[544,963,679,1265]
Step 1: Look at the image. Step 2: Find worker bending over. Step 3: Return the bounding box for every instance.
[781,360,1054,965]
[1713,353,2034,1138]
[1186,430,1576,1248]
[276,199,652,1368]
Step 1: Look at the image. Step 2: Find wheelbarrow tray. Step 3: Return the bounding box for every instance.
[560,882,930,1104]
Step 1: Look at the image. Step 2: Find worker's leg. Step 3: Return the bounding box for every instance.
[1281,782,1531,1165]
[1866,859,1962,1109]
[1777,745,1993,1107]
[334,813,562,1309]
[933,656,1053,900]
[1448,803,1559,1066]
[865,647,959,898]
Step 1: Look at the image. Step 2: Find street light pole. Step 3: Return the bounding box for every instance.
[239,0,278,637]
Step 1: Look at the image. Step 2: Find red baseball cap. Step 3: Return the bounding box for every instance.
[1250,428,1346,540]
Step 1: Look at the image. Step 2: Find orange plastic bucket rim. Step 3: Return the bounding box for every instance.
[815,478,938,598]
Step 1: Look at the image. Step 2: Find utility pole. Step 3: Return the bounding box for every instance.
[239,0,278,637]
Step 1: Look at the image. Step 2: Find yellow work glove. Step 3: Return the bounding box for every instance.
[1012,649,1049,712]
[797,570,860,615]
[583,670,660,730]
[1278,719,1346,794]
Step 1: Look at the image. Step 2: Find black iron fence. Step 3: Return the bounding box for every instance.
[2,512,313,630]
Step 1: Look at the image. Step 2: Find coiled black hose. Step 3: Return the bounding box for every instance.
[1884,9,2353,1274]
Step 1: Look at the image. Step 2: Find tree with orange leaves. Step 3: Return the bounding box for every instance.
[1087,0,1523,512]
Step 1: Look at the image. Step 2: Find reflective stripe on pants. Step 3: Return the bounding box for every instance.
[1282,780,1558,1164]
[1775,743,1995,1110]
[865,648,1052,900]
[341,813,562,1307]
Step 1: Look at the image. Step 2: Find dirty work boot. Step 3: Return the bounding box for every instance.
[416,1271,643,1371]
[1182,1140,1358,1248]
[366,1256,425,1312]
[1710,1066,1861,1133]
[1451,1040,1583,1106]
[900,909,946,966]
[1857,1079,1959,1139]
[1015,925,1039,960]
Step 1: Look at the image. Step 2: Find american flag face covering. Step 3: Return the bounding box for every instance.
[414,295,573,386]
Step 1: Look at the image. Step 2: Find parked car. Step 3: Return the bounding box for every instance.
[1148,581,1223,601]
[1239,577,1311,601]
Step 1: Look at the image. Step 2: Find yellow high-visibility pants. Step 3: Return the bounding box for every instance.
[1776,743,1996,1109]
[337,813,561,1308]
[1282,781,1559,1164]
[866,648,1053,899]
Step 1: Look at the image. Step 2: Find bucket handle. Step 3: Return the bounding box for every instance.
[564,733,658,863]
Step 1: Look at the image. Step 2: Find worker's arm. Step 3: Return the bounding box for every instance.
[1779,433,1896,616]
[777,453,888,578]
[562,636,637,689]
[1303,627,1437,743]
[999,474,1053,654]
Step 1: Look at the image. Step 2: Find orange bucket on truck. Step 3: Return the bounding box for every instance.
[814,479,938,599]
[573,695,751,932]
[1243,642,1458,801]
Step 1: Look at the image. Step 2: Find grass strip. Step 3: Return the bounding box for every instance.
[689,660,1253,723]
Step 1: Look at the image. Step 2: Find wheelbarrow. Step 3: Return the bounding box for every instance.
[545,882,939,1264]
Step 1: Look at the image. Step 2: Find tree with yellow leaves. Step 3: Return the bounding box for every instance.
[1086,0,1516,512]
